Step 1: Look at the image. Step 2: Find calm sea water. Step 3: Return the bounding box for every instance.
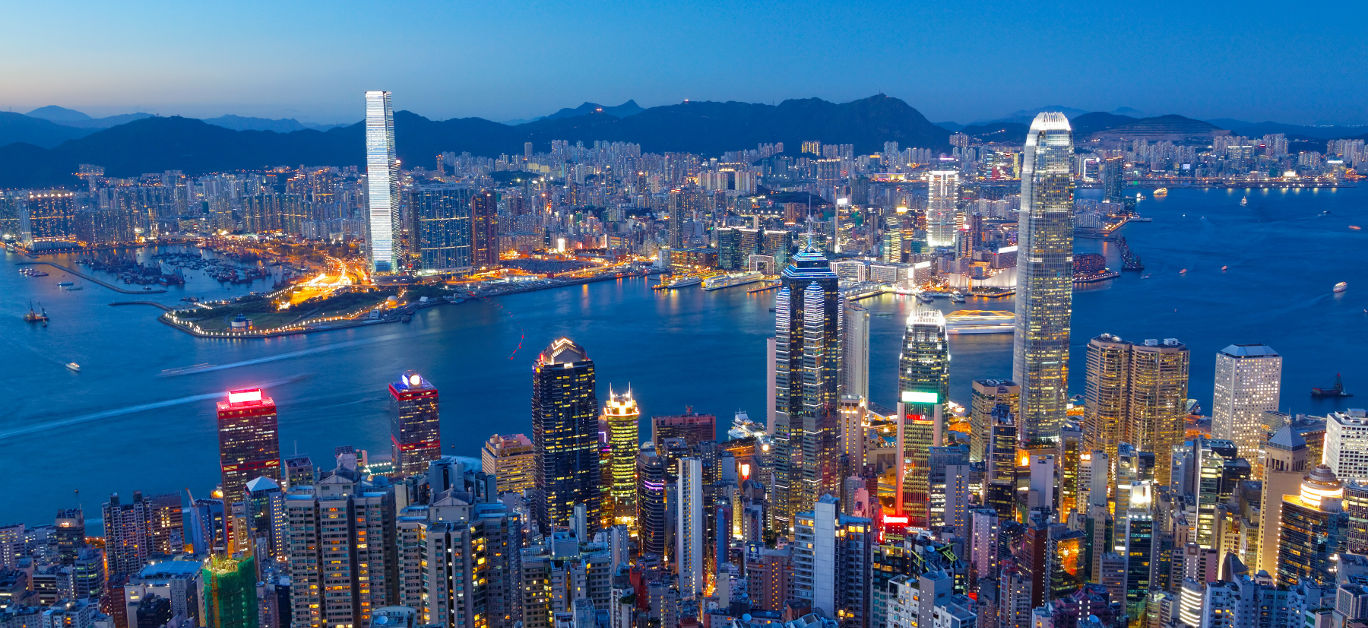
[2,186,1366,526]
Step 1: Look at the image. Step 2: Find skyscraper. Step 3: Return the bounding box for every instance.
[602,387,640,527]
[772,237,842,534]
[1083,335,1190,487]
[365,90,400,274]
[677,457,705,602]
[481,434,536,496]
[898,308,950,419]
[470,189,500,269]
[410,185,472,274]
[216,388,281,509]
[531,337,601,533]
[925,169,960,248]
[1277,465,1348,586]
[843,301,870,401]
[970,379,1019,463]
[1013,112,1075,443]
[202,556,259,628]
[389,371,441,477]
[1322,409,1368,483]
[1212,344,1282,465]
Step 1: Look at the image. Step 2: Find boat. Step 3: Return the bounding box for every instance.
[653,275,703,290]
[1351,225,1362,231]
[702,271,763,291]
[65,363,80,373]
[1179,268,1188,275]
[951,292,966,303]
[1135,192,1144,202]
[1311,373,1352,399]
[916,293,935,304]
[61,283,83,291]
[1221,265,1228,272]
[1334,281,1348,293]
[1152,188,1168,198]
[1240,197,1248,206]
[944,310,1015,335]
[23,302,49,324]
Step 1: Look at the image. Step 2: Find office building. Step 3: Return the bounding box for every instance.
[1211,344,1282,467]
[899,308,950,419]
[843,301,870,401]
[532,338,601,533]
[410,185,472,274]
[389,371,441,477]
[677,458,705,601]
[926,170,960,248]
[1256,425,1309,575]
[970,380,1019,462]
[365,90,400,273]
[650,412,716,450]
[602,388,640,528]
[216,388,281,511]
[1325,409,1368,483]
[636,449,668,558]
[1012,112,1075,443]
[1277,465,1348,586]
[772,238,843,533]
[482,434,536,496]
[1083,335,1190,487]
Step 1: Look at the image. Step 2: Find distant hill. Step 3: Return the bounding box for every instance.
[202,115,312,133]
[0,95,951,187]
[541,100,645,121]
[0,112,95,148]
[26,105,153,129]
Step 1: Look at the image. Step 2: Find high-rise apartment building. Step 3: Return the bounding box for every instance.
[1013,112,1075,443]
[1212,344,1282,466]
[365,90,400,273]
[389,371,440,477]
[925,170,960,248]
[771,238,843,533]
[1083,335,1190,487]
[215,388,280,520]
[899,308,950,418]
[602,388,640,527]
[481,434,536,496]
[285,473,399,628]
[470,189,500,269]
[531,337,601,533]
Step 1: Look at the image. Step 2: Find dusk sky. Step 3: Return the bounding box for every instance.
[4,1,1366,125]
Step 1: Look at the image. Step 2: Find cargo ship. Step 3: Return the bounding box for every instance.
[1311,374,1352,399]
[702,271,764,291]
[944,309,1015,335]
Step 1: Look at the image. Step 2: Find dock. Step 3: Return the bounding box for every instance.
[17,261,168,294]
[747,282,781,294]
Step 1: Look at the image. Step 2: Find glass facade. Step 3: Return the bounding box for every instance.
[1012,112,1075,443]
[365,90,399,273]
[411,185,473,274]
[898,308,949,418]
[389,371,440,477]
[603,388,640,527]
[925,170,960,248]
[216,389,281,508]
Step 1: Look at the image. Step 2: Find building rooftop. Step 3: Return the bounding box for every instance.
[1219,343,1280,358]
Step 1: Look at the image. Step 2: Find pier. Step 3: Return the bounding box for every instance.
[16,261,168,294]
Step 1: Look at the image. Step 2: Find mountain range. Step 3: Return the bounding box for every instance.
[1,96,1364,187]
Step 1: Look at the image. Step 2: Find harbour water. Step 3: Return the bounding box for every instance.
[2,186,1366,525]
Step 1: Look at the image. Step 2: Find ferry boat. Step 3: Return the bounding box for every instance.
[18,268,49,277]
[1152,187,1169,198]
[702,271,763,291]
[1334,281,1348,293]
[653,275,703,290]
[65,362,81,373]
[1240,196,1248,206]
[944,310,1015,335]
[56,281,74,289]
[951,291,966,303]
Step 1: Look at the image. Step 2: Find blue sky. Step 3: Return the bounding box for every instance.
[3,1,1365,124]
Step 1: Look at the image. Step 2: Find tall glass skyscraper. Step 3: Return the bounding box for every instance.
[898,308,950,418]
[771,237,842,534]
[365,90,399,274]
[388,371,440,477]
[925,169,960,248]
[531,337,601,533]
[1013,112,1075,443]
